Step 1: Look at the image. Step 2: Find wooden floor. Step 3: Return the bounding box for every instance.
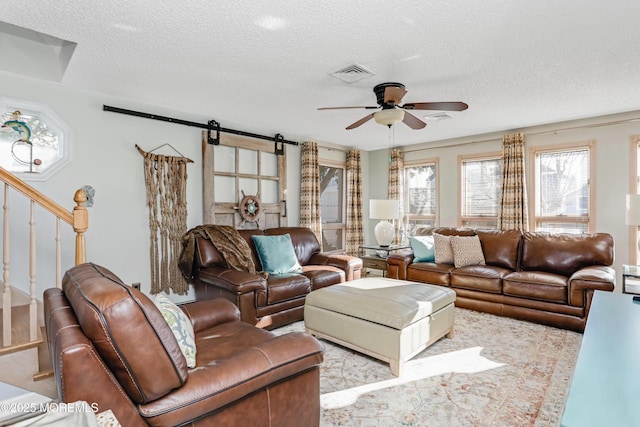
[0,347,57,398]
[0,288,57,399]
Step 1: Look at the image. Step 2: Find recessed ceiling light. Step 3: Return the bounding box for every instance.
[423,112,453,121]
[254,16,288,31]
[112,23,140,33]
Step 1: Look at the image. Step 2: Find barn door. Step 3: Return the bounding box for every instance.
[202,133,287,229]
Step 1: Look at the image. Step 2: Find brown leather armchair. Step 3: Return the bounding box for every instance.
[184,226,363,329]
[44,263,324,426]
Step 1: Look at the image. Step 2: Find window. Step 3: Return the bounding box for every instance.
[459,154,501,229]
[531,142,594,233]
[205,137,286,228]
[630,136,640,264]
[404,160,438,235]
[319,161,345,252]
[0,97,71,181]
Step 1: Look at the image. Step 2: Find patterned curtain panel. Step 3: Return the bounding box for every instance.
[388,149,405,243]
[497,132,529,231]
[345,150,363,255]
[299,141,322,241]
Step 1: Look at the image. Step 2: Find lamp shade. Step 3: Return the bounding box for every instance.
[369,199,399,220]
[627,194,640,226]
[374,109,405,127]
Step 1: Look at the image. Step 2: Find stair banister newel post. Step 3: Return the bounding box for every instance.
[55,219,61,288]
[73,189,88,265]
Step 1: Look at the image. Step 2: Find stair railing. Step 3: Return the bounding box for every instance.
[0,166,87,349]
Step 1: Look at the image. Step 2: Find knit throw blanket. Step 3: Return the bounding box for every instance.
[179,225,266,279]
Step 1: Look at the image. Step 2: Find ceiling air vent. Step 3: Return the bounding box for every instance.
[331,63,376,83]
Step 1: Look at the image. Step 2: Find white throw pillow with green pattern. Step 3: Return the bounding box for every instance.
[154,293,197,368]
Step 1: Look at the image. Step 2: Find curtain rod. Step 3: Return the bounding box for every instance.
[103,105,299,147]
[403,115,640,153]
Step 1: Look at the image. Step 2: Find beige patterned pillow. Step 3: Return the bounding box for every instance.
[433,233,454,264]
[450,235,486,268]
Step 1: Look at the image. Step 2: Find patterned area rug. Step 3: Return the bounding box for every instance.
[275,308,581,427]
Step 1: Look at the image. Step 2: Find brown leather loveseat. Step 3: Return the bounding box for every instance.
[181,226,363,329]
[44,263,324,426]
[387,228,615,332]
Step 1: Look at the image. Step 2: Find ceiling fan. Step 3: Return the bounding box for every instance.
[318,82,468,130]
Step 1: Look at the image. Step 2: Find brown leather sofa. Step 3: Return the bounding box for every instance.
[184,226,363,329]
[387,228,615,332]
[44,263,324,427]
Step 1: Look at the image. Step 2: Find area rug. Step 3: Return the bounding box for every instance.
[274,308,581,427]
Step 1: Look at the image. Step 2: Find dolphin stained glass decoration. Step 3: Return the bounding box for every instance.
[1,110,41,172]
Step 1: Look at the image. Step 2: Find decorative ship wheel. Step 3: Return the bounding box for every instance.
[236,190,261,227]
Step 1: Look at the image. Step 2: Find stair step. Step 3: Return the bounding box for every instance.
[0,305,43,356]
[34,325,52,381]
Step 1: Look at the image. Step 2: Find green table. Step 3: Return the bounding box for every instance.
[561,290,640,426]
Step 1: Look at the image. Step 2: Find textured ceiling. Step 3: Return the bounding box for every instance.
[2,0,640,150]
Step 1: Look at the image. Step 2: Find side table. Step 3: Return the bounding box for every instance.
[622,264,640,294]
[358,244,410,277]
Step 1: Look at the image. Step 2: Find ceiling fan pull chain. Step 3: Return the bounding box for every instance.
[388,125,393,164]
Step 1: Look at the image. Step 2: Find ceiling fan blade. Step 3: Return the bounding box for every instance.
[317,106,378,110]
[402,111,427,129]
[402,102,469,111]
[384,86,407,105]
[346,113,375,130]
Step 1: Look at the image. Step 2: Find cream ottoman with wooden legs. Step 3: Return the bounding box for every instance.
[304,277,456,376]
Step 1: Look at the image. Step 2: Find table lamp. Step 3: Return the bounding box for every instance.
[626,194,640,251]
[369,199,399,247]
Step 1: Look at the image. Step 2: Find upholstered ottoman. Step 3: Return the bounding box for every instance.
[304,277,455,376]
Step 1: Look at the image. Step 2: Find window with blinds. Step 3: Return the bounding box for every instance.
[319,161,345,252]
[404,160,438,235]
[531,142,594,233]
[459,153,501,229]
[629,136,640,264]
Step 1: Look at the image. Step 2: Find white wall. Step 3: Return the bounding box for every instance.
[3,69,635,298]
[0,72,305,301]
[368,112,640,291]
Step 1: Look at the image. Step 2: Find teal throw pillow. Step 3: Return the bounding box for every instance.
[251,234,302,274]
[409,235,435,262]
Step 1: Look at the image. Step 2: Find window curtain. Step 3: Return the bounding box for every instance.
[497,132,529,231]
[388,149,405,243]
[345,149,363,255]
[300,141,322,242]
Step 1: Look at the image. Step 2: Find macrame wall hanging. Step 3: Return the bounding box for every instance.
[136,144,193,295]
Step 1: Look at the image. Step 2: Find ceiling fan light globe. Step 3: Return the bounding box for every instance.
[374,109,405,126]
